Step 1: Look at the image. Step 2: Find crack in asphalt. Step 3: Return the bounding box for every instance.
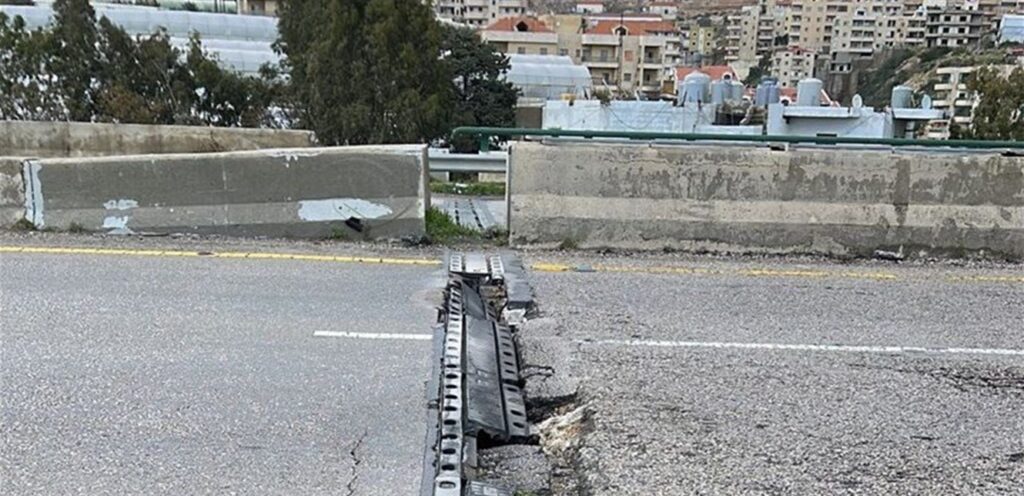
[345,431,367,496]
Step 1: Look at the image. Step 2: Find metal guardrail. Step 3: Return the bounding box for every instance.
[451,126,1024,152]
[428,148,507,173]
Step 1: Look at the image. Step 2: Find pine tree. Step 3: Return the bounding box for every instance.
[51,0,100,121]
[441,25,518,150]
[278,0,453,145]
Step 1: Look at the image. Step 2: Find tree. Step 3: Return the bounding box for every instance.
[441,25,518,149]
[743,54,772,87]
[0,12,65,120]
[1,1,282,126]
[961,66,1024,141]
[51,0,100,121]
[277,0,453,145]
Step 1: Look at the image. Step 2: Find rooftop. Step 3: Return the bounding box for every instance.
[676,65,738,81]
[483,16,553,33]
[588,19,676,35]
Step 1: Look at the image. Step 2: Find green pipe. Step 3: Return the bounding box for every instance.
[452,126,1024,151]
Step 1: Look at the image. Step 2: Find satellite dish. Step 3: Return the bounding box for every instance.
[851,94,863,109]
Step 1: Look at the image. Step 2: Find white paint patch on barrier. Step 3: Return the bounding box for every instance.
[103,199,139,210]
[313,331,432,341]
[22,160,44,228]
[585,339,1024,357]
[297,198,393,221]
[102,216,130,229]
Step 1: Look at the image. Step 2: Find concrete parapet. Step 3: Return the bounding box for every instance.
[0,121,316,158]
[0,157,27,226]
[21,146,428,239]
[509,141,1024,259]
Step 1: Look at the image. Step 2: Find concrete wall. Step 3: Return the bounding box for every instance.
[0,157,26,226]
[21,146,429,239]
[0,121,316,158]
[509,141,1024,259]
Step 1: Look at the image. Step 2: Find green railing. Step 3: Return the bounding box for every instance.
[452,126,1024,152]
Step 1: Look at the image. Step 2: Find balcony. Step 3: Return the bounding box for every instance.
[582,34,622,46]
[581,57,620,69]
[481,31,558,44]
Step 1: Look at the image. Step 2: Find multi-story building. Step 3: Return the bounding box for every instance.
[925,64,1017,138]
[644,1,681,19]
[480,17,559,55]
[773,46,817,86]
[924,5,992,47]
[724,11,745,62]
[482,15,681,97]
[435,0,529,27]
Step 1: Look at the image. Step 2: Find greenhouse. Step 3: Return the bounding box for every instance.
[504,54,593,100]
[0,3,277,75]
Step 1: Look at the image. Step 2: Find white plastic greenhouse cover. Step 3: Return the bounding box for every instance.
[505,54,593,100]
[1,4,276,41]
[0,4,277,75]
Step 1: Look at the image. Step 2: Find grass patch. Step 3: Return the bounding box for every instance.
[425,206,480,243]
[430,180,505,197]
[557,238,579,251]
[11,218,36,231]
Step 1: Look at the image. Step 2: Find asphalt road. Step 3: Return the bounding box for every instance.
[1,243,442,495]
[513,255,1024,495]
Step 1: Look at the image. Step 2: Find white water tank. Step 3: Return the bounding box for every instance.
[730,81,745,101]
[680,71,711,103]
[710,80,730,105]
[796,77,823,106]
[891,85,913,109]
[755,81,780,106]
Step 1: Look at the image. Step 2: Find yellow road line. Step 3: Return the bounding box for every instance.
[529,260,899,281]
[3,245,1018,283]
[947,275,1024,283]
[0,245,441,267]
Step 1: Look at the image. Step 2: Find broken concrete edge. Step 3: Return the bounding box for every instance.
[424,251,537,496]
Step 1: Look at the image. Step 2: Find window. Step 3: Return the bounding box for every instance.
[540,47,548,55]
[559,48,568,56]
[517,47,526,54]
[623,73,632,81]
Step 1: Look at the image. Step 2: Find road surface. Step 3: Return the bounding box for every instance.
[1,238,442,495]
[508,254,1024,495]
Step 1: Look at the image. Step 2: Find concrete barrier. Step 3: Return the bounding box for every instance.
[1,157,27,226]
[0,121,316,158]
[22,146,429,239]
[509,141,1024,259]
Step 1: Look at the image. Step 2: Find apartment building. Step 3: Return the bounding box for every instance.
[435,0,529,27]
[480,17,559,55]
[773,46,817,85]
[924,5,992,47]
[481,15,681,96]
[644,1,681,19]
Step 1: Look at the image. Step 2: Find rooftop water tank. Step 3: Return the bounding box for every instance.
[710,80,729,105]
[891,85,913,109]
[755,81,780,106]
[730,81,745,101]
[796,78,823,106]
[680,71,711,103]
